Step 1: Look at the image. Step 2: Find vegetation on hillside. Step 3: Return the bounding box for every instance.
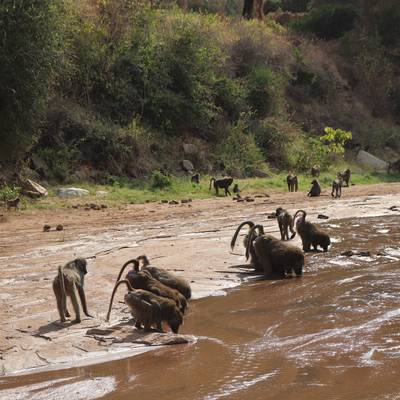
[0,0,399,187]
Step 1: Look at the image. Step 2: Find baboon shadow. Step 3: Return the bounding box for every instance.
[228,264,301,281]
[36,321,75,334]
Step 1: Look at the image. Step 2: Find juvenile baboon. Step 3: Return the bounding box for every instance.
[6,197,20,211]
[294,210,331,252]
[209,177,233,196]
[245,225,304,277]
[286,174,298,192]
[116,259,187,313]
[331,175,343,198]
[52,258,92,323]
[106,279,162,332]
[191,173,200,184]
[339,168,351,187]
[275,207,296,240]
[311,164,320,177]
[137,255,192,300]
[307,179,321,197]
[230,220,263,272]
[233,184,241,197]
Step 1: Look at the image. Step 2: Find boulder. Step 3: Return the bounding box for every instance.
[181,159,194,173]
[22,179,48,198]
[182,143,197,155]
[253,169,269,178]
[356,150,388,172]
[57,187,90,198]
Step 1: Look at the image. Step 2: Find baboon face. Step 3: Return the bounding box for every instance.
[275,207,283,216]
[169,312,183,333]
[75,258,88,274]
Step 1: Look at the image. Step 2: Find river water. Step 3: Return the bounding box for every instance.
[1,215,400,399]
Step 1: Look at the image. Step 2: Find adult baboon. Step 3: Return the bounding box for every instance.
[245,225,304,277]
[106,279,162,332]
[286,174,298,192]
[294,210,331,252]
[107,280,183,333]
[311,164,320,177]
[307,179,321,197]
[209,177,233,196]
[275,207,296,240]
[339,168,351,187]
[52,258,93,323]
[116,260,187,313]
[230,220,263,272]
[331,175,343,198]
[6,197,20,211]
[137,255,191,300]
[191,173,200,184]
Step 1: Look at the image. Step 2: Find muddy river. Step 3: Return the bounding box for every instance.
[1,215,400,399]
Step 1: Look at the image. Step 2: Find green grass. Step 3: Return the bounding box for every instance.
[17,168,400,211]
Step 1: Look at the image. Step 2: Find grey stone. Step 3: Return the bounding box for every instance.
[57,187,90,198]
[181,159,194,172]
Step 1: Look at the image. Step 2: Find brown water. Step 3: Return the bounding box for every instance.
[2,216,400,399]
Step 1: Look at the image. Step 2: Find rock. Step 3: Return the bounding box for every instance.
[389,206,400,211]
[43,224,51,232]
[341,250,354,257]
[356,150,389,172]
[341,250,371,257]
[181,199,189,203]
[56,224,64,231]
[182,143,197,155]
[134,332,196,346]
[22,179,48,198]
[57,187,90,198]
[317,214,329,219]
[245,197,255,202]
[181,159,194,173]
[253,169,269,178]
[101,204,108,209]
[267,213,276,219]
[161,200,169,204]
[169,200,179,205]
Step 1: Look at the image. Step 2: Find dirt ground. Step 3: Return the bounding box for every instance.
[1,182,400,376]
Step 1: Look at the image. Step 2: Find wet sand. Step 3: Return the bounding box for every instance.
[1,183,400,382]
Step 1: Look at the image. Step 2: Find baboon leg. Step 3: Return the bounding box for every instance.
[63,296,70,318]
[56,294,67,322]
[215,187,219,196]
[289,225,296,239]
[261,257,273,276]
[70,285,81,323]
[135,321,142,330]
[303,241,311,252]
[279,224,284,240]
[338,187,341,197]
[225,187,231,196]
[323,245,328,252]
[313,244,318,251]
[78,285,93,317]
[151,300,163,332]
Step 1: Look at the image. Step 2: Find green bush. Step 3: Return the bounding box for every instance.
[151,170,171,189]
[0,185,21,202]
[293,5,358,40]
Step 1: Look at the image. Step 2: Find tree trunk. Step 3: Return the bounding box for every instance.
[242,0,264,20]
[255,0,264,20]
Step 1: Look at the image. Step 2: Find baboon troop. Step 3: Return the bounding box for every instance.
[52,258,92,323]
[331,175,343,198]
[275,207,296,240]
[308,179,321,197]
[311,165,320,177]
[286,174,298,192]
[294,210,331,252]
[209,177,233,196]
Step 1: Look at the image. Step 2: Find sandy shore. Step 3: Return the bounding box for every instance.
[1,182,400,376]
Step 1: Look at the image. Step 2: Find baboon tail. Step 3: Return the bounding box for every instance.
[116,259,139,283]
[245,224,264,260]
[230,220,255,250]
[58,265,66,305]
[106,279,133,322]
[209,178,215,190]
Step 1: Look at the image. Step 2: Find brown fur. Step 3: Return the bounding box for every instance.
[331,175,343,198]
[245,225,304,277]
[294,210,331,252]
[275,207,296,240]
[311,164,320,177]
[209,177,233,196]
[52,258,92,323]
[286,174,298,192]
[307,179,321,197]
[191,173,200,184]
[137,255,191,300]
[6,197,20,211]
[339,168,351,187]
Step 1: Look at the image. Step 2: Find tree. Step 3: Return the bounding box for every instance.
[242,0,264,20]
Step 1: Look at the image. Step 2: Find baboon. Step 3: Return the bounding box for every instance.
[209,177,233,196]
[6,197,20,211]
[230,220,263,272]
[116,259,187,313]
[294,210,331,252]
[52,258,92,323]
[286,174,298,192]
[233,184,241,197]
[307,179,321,197]
[245,225,304,277]
[311,164,320,177]
[191,173,200,184]
[331,175,343,198]
[275,207,296,240]
[137,255,192,300]
[106,279,163,332]
[339,168,351,187]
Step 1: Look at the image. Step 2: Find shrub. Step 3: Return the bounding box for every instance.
[293,5,358,40]
[0,185,21,202]
[151,170,171,189]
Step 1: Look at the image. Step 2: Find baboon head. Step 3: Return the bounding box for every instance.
[137,255,150,268]
[169,310,183,333]
[75,258,88,274]
[275,207,283,216]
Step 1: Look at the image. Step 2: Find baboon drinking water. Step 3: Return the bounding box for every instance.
[294,210,330,252]
[307,179,321,197]
[245,225,304,277]
[286,174,298,192]
[209,177,233,196]
[331,175,343,198]
[275,207,296,240]
[52,258,93,323]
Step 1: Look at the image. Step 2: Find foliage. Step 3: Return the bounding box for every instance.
[0,185,21,202]
[151,170,171,189]
[319,127,352,156]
